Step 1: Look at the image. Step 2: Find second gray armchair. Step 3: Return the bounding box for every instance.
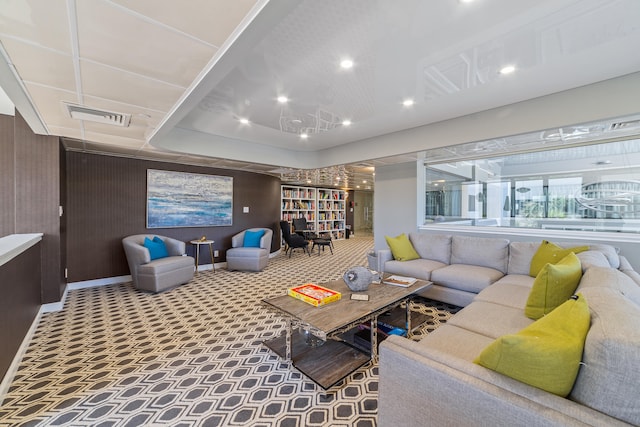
[226,228,273,272]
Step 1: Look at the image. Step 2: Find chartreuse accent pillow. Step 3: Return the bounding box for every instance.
[243,229,265,247]
[474,293,590,397]
[525,252,582,320]
[144,236,169,260]
[385,233,420,261]
[529,240,589,277]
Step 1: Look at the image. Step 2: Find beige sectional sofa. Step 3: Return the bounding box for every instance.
[376,233,640,426]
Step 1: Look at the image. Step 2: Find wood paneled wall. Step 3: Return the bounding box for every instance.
[0,112,62,303]
[65,152,282,282]
[0,243,41,382]
[13,113,61,302]
[0,114,15,236]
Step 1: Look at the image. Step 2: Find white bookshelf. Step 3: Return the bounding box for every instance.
[317,188,346,239]
[281,186,347,239]
[281,185,317,230]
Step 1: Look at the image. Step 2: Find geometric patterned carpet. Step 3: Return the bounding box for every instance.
[0,236,459,426]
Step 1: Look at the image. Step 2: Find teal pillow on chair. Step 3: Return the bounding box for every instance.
[243,229,265,247]
[144,236,169,260]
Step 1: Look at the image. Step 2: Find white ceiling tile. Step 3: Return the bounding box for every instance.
[76,0,217,87]
[110,0,259,47]
[23,83,80,128]
[0,0,71,53]
[1,38,76,91]
[79,60,184,112]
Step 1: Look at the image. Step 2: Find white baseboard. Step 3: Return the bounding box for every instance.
[68,275,132,290]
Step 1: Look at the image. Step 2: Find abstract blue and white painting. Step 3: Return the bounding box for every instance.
[147,169,233,228]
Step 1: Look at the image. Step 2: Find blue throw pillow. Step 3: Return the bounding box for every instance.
[243,230,265,247]
[144,236,169,260]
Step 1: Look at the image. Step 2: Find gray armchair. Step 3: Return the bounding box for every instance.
[122,234,195,292]
[226,228,273,272]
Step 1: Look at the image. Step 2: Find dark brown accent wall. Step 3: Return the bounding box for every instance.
[66,152,282,282]
[0,242,41,382]
[0,111,62,304]
[0,114,15,236]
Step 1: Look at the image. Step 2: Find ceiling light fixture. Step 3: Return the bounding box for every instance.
[403,99,415,107]
[239,118,250,124]
[342,120,351,126]
[300,133,308,139]
[499,65,516,75]
[277,96,288,103]
[340,59,354,69]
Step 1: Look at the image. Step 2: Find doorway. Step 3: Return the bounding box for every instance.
[353,191,373,236]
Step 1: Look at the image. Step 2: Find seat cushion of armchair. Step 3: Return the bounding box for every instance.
[226,247,269,271]
[227,247,267,258]
[136,255,194,292]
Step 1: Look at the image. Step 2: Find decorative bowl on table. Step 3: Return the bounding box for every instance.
[343,266,373,292]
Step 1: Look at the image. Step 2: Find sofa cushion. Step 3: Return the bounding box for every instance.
[570,287,640,426]
[475,294,590,397]
[475,282,532,310]
[447,301,533,340]
[525,252,582,320]
[577,266,640,307]
[431,264,504,294]
[529,240,589,277]
[384,258,446,281]
[144,236,169,260]
[575,250,610,272]
[584,243,620,269]
[491,274,535,289]
[385,233,420,261]
[451,236,509,273]
[408,233,451,264]
[507,241,539,275]
[419,324,495,362]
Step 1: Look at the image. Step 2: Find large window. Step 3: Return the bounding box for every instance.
[424,139,640,233]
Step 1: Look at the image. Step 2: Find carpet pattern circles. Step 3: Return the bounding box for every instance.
[0,236,459,426]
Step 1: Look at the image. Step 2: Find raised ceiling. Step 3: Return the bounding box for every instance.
[1,0,640,189]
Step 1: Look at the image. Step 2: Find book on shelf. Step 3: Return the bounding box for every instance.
[288,283,341,307]
[383,275,418,287]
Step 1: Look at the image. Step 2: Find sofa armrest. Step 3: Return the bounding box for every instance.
[618,256,640,286]
[162,236,186,256]
[378,336,628,427]
[377,249,393,270]
[123,241,151,265]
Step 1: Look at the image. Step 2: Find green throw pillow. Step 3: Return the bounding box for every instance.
[474,293,590,397]
[529,240,589,277]
[525,252,582,320]
[385,233,419,261]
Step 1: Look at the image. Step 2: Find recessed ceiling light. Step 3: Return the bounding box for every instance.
[340,59,354,69]
[403,99,415,107]
[277,96,288,103]
[499,65,516,75]
[300,133,308,139]
[362,180,367,184]
[239,118,250,124]
[342,120,352,126]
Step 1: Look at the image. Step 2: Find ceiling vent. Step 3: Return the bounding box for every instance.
[609,119,640,131]
[63,102,131,127]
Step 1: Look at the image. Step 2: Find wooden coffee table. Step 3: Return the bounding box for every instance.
[262,277,431,389]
